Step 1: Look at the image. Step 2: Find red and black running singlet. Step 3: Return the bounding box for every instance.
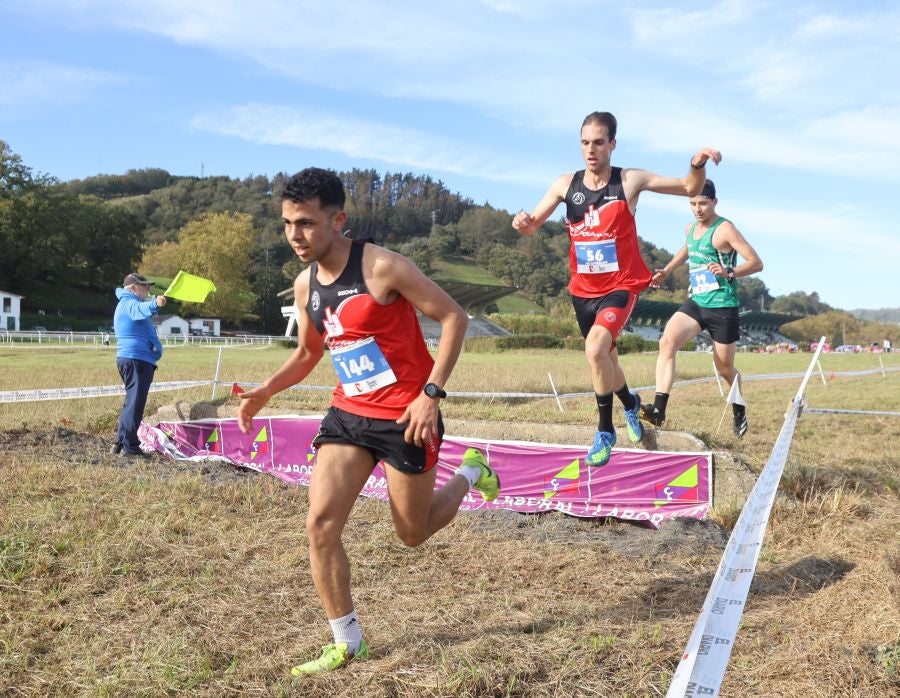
[306,241,434,420]
[564,167,651,297]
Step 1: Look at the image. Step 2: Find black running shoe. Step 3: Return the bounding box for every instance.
[733,412,748,438]
[640,403,666,427]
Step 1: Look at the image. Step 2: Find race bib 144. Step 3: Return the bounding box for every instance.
[330,336,397,396]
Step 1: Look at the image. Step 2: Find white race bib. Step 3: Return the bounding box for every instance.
[574,240,619,274]
[690,269,720,294]
[330,336,397,396]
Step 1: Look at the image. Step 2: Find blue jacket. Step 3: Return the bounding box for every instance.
[114,288,163,365]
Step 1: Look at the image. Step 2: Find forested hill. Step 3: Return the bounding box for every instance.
[3,139,849,333]
[851,308,900,324]
[63,168,477,246]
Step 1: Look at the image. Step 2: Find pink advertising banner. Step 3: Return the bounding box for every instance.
[139,415,712,529]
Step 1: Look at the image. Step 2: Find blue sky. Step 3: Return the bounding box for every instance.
[2,0,898,311]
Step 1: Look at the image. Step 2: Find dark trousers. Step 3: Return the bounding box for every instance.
[116,358,155,454]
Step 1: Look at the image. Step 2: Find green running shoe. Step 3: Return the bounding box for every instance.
[623,391,644,443]
[290,640,369,676]
[586,430,616,468]
[463,447,500,501]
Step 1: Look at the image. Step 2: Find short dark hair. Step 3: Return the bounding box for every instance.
[699,179,717,199]
[282,167,346,209]
[582,111,617,141]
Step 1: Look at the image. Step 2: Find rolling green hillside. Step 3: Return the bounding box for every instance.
[431,257,546,314]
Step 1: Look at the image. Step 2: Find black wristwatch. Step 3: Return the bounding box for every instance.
[423,383,447,399]
[725,266,735,280]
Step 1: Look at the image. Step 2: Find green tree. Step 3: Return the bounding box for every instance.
[175,212,257,323]
[456,206,516,255]
[427,224,459,257]
[140,240,182,278]
[780,311,861,346]
[737,277,773,311]
[70,197,146,289]
[771,290,829,316]
[397,238,433,276]
[0,141,58,287]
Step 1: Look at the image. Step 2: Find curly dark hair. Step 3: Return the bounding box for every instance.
[281,167,346,209]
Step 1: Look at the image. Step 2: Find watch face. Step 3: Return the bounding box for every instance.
[424,383,444,398]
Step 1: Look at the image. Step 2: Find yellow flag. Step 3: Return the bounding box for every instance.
[163,271,217,303]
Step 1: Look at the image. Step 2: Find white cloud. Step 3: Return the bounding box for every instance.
[191,103,550,185]
[9,3,900,190]
[478,0,587,19]
[640,193,900,256]
[617,88,900,183]
[0,60,122,108]
[807,106,900,150]
[731,203,900,256]
[628,0,753,45]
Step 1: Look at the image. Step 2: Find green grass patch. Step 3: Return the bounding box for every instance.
[431,257,506,285]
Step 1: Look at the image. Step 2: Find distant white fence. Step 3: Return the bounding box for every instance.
[0,330,278,348]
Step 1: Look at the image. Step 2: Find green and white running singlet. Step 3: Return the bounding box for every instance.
[687,217,739,309]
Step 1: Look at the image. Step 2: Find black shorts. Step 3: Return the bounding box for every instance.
[572,290,637,340]
[676,298,740,344]
[312,406,444,474]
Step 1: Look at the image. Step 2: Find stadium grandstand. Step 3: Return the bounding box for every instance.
[277,281,516,341]
[278,284,803,347]
[624,302,802,347]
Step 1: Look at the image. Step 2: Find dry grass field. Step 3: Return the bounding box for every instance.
[1,344,898,696]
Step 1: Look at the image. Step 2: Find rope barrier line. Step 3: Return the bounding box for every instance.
[0,380,212,404]
[3,363,896,405]
[665,338,828,697]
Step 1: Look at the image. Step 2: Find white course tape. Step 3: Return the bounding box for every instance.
[666,399,800,696]
[666,337,828,697]
[805,407,900,417]
[0,380,211,404]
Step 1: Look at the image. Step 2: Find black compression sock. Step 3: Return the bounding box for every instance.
[614,383,635,411]
[595,392,614,433]
[653,392,670,413]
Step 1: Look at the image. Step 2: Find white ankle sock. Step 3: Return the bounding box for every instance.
[455,464,481,488]
[329,610,363,653]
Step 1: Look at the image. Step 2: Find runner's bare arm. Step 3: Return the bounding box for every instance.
[373,250,467,445]
[710,223,764,278]
[652,234,690,287]
[622,149,722,207]
[237,271,325,433]
[512,173,573,236]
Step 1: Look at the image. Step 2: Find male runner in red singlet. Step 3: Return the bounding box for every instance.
[237,168,500,675]
[513,111,721,466]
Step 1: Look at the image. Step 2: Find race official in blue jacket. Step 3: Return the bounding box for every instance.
[112,272,167,456]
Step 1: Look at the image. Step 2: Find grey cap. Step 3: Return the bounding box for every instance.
[123,272,154,287]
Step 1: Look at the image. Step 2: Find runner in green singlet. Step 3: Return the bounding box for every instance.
[640,180,763,437]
